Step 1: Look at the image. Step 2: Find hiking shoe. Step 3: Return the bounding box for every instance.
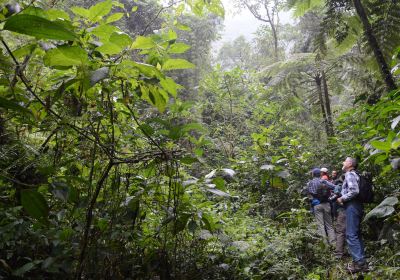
[346,261,369,273]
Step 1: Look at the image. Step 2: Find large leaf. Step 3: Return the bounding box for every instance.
[131,36,156,49]
[168,42,191,54]
[89,0,112,22]
[21,189,49,220]
[370,140,391,152]
[364,196,399,221]
[4,14,75,40]
[43,46,88,67]
[162,58,195,71]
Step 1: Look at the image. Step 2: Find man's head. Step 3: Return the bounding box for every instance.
[332,170,338,179]
[311,168,320,178]
[342,157,357,172]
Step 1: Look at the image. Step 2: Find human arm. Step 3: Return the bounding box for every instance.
[320,179,338,190]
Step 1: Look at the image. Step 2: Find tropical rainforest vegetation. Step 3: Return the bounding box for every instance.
[0,0,399,279]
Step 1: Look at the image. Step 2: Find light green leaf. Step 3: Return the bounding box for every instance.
[71,7,90,18]
[163,59,195,71]
[131,36,156,49]
[175,23,191,31]
[21,189,49,220]
[132,62,162,78]
[89,0,113,21]
[106,12,124,23]
[160,77,181,97]
[91,24,120,41]
[168,42,191,54]
[4,14,76,40]
[131,6,138,12]
[370,140,391,152]
[96,32,132,55]
[44,46,88,67]
[46,9,71,21]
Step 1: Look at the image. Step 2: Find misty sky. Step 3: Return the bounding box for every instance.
[218,1,294,44]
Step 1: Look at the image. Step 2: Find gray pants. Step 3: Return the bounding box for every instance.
[335,209,346,257]
[314,203,336,245]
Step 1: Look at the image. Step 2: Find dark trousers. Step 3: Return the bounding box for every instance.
[335,209,346,257]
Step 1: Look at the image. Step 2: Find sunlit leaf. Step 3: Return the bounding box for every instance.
[44,46,88,66]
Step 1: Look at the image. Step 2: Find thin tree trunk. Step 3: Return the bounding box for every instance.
[315,74,330,137]
[75,161,114,280]
[321,71,334,136]
[353,0,397,91]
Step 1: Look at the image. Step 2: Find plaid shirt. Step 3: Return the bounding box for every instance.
[307,178,336,196]
[341,170,360,202]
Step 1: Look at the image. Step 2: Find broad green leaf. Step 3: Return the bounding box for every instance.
[89,0,112,22]
[364,196,398,221]
[148,86,167,112]
[44,46,88,67]
[71,7,90,18]
[160,77,181,97]
[91,24,120,41]
[4,14,76,40]
[12,44,37,59]
[21,189,49,220]
[0,97,32,117]
[96,32,132,55]
[132,62,162,78]
[106,12,124,23]
[162,59,195,71]
[370,140,391,152]
[168,42,191,54]
[131,36,156,49]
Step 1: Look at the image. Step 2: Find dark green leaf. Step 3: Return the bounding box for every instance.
[4,15,76,40]
[21,189,49,220]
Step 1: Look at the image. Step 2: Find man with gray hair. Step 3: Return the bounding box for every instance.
[337,157,368,273]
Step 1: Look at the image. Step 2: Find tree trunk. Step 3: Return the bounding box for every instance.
[321,71,334,136]
[353,0,397,92]
[315,74,330,137]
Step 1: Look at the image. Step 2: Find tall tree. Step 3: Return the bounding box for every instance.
[236,0,282,60]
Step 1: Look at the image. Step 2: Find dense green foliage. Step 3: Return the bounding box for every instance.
[0,0,399,279]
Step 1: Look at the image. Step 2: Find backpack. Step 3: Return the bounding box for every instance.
[316,183,331,203]
[355,171,374,203]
